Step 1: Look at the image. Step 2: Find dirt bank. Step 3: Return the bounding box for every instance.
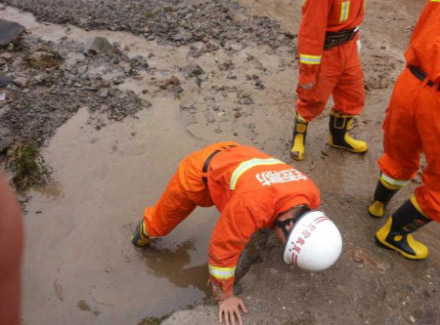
[1,0,438,324]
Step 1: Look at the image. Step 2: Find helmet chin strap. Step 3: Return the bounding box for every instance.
[275,206,310,238]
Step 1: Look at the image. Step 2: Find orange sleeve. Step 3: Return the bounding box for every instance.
[297,0,332,85]
[207,196,260,300]
[404,1,440,83]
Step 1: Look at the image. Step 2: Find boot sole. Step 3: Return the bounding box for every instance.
[328,143,368,154]
[374,236,426,260]
[368,209,384,219]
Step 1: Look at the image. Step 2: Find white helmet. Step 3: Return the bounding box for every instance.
[282,210,342,271]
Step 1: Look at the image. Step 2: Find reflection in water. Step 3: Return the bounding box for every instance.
[142,239,211,300]
[33,180,63,199]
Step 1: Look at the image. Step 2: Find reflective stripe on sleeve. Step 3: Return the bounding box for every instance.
[380,173,408,187]
[208,265,236,280]
[230,158,284,190]
[340,1,350,22]
[299,54,322,65]
[431,0,440,2]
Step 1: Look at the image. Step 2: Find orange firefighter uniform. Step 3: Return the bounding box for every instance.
[377,0,440,222]
[142,142,320,299]
[296,0,365,120]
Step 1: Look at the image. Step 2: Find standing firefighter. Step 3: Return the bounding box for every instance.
[368,0,440,259]
[132,142,342,325]
[290,0,368,160]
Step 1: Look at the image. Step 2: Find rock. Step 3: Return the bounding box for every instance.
[13,76,28,88]
[33,74,46,84]
[181,64,204,78]
[160,76,181,89]
[0,58,6,66]
[97,88,109,98]
[0,127,12,152]
[0,75,13,88]
[0,52,12,60]
[83,36,114,56]
[0,19,25,47]
[347,247,390,273]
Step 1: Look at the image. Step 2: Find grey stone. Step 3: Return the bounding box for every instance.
[97,88,109,98]
[0,128,12,152]
[0,75,13,88]
[0,19,25,47]
[13,76,28,88]
[83,36,114,56]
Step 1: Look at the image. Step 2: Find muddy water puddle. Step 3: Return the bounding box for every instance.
[22,103,218,324]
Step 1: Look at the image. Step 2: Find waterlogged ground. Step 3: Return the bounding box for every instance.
[1,0,439,324]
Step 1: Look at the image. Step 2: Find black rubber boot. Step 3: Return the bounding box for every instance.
[131,220,151,247]
[368,179,401,218]
[328,110,368,153]
[376,198,432,259]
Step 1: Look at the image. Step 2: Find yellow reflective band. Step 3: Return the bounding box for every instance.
[230,158,284,190]
[431,0,440,2]
[340,1,350,22]
[410,194,428,217]
[208,265,236,280]
[302,0,306,6]
[299,54,322,65]
[380,173,408,187]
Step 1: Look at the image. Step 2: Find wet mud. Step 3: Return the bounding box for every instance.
[1,0,438,324]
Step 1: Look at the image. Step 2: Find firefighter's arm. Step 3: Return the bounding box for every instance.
[207,197,259,300]
[297,0,331,86]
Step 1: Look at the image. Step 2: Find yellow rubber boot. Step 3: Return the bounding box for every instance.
[329,110,368,153]
[375,197,431,259]
[131,220,152,247]
[368,175,404,218]
[290,113,308,161]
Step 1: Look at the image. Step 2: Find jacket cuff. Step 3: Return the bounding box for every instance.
[208,276,234,301]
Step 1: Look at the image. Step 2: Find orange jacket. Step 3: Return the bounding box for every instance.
[298,0,365,84]
[405,0,440,83]
[206,146,320,299]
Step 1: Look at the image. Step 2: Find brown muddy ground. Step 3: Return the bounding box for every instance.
[1,0,439,324]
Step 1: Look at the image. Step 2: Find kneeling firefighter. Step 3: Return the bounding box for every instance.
[132,142,342,325]
[291,0,368,160]
[368,0,440,260]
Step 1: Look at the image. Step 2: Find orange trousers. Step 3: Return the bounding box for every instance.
[296,39,364,121]
[143,142,238,237]
[378,67,440,222]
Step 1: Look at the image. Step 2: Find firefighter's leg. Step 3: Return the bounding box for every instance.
[294,51,339,160]
[330,41,367,153]
[374,69,424,219]
[376,196,432,259]
[413,80,440,222]
[133,142,237,247]
[132,171,198,247]
[368,174,407,218]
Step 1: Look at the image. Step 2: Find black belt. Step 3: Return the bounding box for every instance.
[324,28,358,50]
[409,66,440,91]
[202,145,237,185]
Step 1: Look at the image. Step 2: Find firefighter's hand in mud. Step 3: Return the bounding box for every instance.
[218,296,248,325]
[300,82,315,90]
